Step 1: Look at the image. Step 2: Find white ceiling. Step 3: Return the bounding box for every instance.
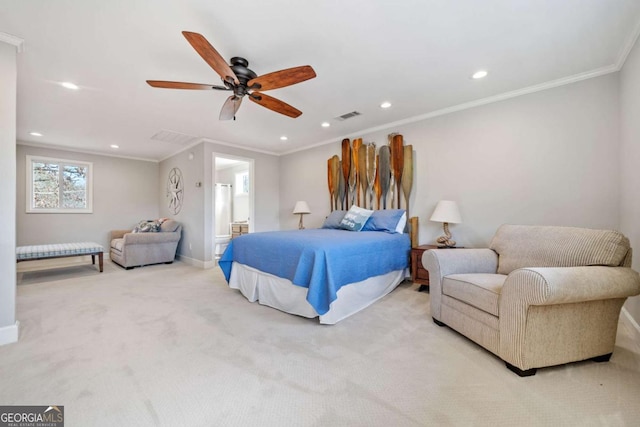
[2,0,640,162]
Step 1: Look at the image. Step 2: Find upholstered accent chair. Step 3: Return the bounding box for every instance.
[423,224,640,376]
[110,220,182,269]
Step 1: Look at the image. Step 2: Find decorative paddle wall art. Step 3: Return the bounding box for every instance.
[167,167,184,215]
[327,134,414,215]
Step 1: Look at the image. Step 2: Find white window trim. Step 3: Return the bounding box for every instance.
[26,155,93,214]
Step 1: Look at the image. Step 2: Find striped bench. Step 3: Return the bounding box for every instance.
[16,242,104,272]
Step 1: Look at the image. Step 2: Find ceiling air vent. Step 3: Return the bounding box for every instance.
[151,129,198,145]
[335,111,362,121]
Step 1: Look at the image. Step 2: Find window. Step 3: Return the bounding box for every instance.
[235,171,249,195]
[26,155,93,213]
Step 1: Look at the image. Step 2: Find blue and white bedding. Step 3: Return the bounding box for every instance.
[219,229,411,315]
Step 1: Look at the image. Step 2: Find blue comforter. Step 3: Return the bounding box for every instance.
[218,229,410,315]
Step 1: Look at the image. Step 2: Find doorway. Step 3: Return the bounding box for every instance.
[213,154,254,260]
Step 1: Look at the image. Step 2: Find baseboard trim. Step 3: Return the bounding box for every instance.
[622,307,640,341]
[0,321,19,346]
[176,255,215,269]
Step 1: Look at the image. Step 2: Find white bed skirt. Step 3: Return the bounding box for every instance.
[228,262,407,324]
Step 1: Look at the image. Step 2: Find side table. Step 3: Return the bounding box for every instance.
[411,245,438,292]
[411,245,464,292]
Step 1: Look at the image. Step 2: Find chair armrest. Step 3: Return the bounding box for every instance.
[423,248,499,278]
[499,266,640,369]
[422,248,498,320]
[502,266,640,307]
[110,229,131,241]
[122,231,181,245]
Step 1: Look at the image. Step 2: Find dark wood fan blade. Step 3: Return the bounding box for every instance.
[219,96,242,120]
[182,31,239,85]
[249,92,302,118]
[146,80,229,90]
[248,66,316,91]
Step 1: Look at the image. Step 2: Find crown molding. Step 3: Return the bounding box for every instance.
[284,17,640,157]
[17,140,158,163]
[200,137,279,156]
[157,136,279,163]
[0,32,24,53]
[281,65,619,156]
[616,16,640,70]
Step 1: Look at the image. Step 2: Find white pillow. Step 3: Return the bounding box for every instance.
[395,211,407,233]
[339,205,374,232]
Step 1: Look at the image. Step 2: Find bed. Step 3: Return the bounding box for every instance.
[218,209,412,324]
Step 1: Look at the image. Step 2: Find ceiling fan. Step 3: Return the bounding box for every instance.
[147,31,316,120]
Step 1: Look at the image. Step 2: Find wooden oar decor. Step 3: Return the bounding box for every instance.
[327,158,334,211]
[390,134,404,209]
[337,160,345,210]
[326,134,413,215]
[358,143,368,209]
[341,139,351,209]
[402,145,413,218]
[387,135,394,208]
[378,145,391,209]
[330,155,340,211]
[352,138,363,206]
[366,144,376,209]
[374,153,381,209]
[349,142,358,206]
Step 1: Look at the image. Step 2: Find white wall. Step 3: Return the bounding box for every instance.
[159,144,205,263]
[620,35,640,325]
[16,144,160,251]
[0,41,18,345]
[160,140,280,266]
[280,74,621,249]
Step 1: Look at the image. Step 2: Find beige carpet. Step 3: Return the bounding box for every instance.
[2,260,640,426]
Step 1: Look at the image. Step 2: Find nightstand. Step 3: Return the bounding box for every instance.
[411,245,464,291]
[411,245,438,292]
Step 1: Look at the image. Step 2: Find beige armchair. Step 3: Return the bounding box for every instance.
[423,224,640,376]
[110,220,182,269]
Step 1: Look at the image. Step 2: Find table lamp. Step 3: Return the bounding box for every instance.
[430,200,462,247]
[293,201,311,229]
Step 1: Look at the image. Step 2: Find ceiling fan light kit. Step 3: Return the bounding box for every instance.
[147,31,316,120]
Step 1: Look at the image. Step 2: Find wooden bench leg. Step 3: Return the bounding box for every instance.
[91,254,95,264]
[98,252,103,272]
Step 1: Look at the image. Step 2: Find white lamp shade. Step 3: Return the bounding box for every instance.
[430,200,462,224]
[293,201,311,214]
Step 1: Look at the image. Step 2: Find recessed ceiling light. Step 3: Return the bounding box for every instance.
[321,122,330,128]
[472,70,488,79]
[280,136,288,141]
[380,102,392,109]
[110,144,119,149]
[61,81,79,90]
[29,132,43,137]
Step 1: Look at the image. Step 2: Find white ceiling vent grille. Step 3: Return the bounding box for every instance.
[151,129,198,145]
[335,111,362,121]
